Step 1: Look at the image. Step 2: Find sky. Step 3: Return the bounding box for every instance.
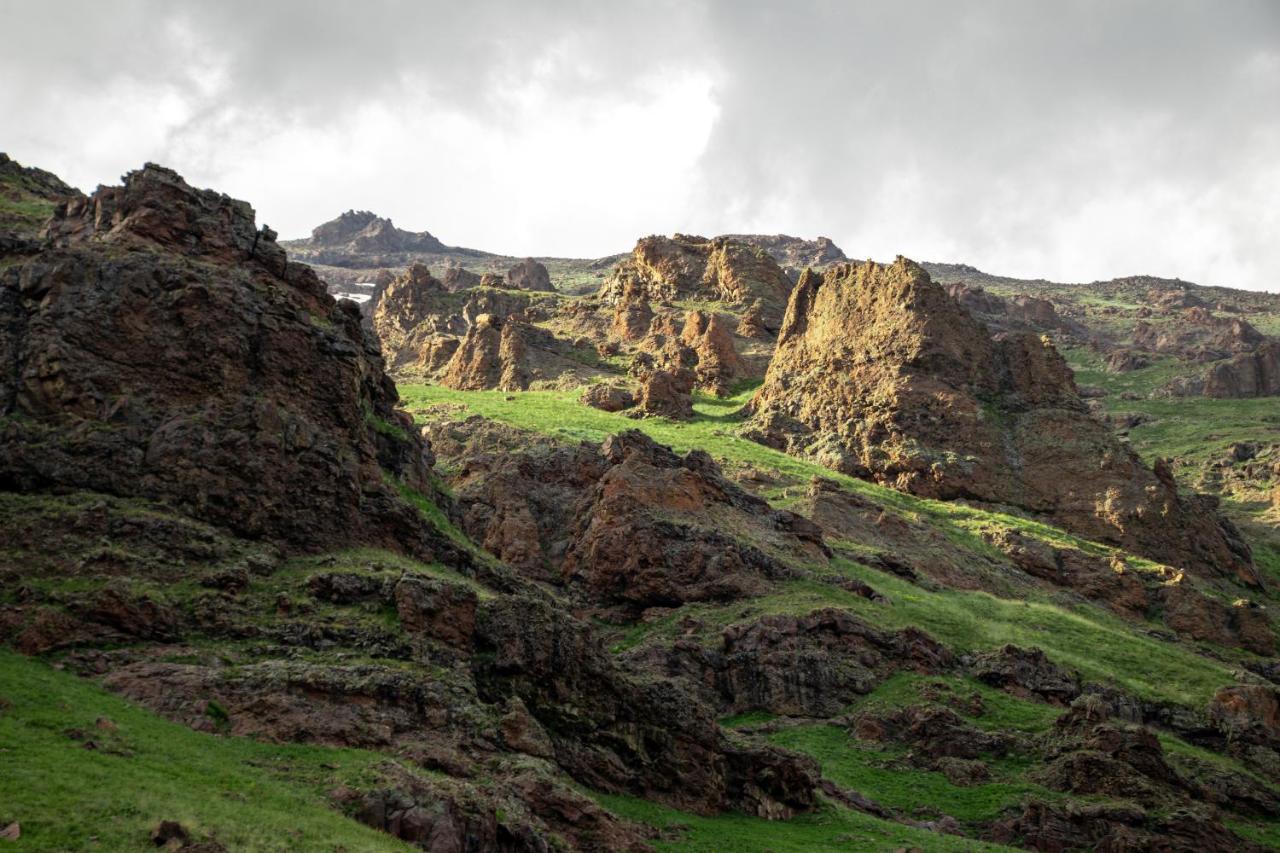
[4,1,1279,290]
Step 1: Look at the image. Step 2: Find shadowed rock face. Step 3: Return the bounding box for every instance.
[307,209,446,254]
[745,257,1257,586]
[506,258,555,292]
[1204,341,1280,398]
[599,234,794,329]
[0,164,439,557]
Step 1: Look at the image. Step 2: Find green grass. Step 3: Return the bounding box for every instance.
[769,725,1051,824]
[847,672,1059,734]
[597,793,1015,852]
[399,383,1247,707]
[0,648,411,851]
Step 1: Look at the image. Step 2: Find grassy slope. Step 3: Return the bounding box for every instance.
[597,793,1015,852]
[400,383,1251,707]
[0,649,412,852]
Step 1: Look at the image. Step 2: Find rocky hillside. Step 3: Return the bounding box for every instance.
[4,162,1280,851]
[0,151,80,243]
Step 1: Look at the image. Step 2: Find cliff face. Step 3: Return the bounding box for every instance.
[0,165,438,556]
[745,258,1257,585]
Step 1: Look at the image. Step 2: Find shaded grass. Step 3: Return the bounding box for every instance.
[769,724,1051,824]
[597,793,1015,852]
[0,649,411,851]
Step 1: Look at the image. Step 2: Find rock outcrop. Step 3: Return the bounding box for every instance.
[744,258,1257,585]
[431,423,827,616]
[723,234,847,274]
[440,263,481,292]
[680,310,745,395]
[0,152,79,242]
[599,234,794,329]
[1204,341,1280,398]
[506,258,555,292]
[0,164,438,557]
[439,314,530,391]
[305,209,446,256]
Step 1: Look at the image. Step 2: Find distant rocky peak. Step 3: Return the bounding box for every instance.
[310,209,388,244]
[307,209,446,253]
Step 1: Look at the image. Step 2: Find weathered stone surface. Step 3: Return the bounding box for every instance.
[475,595,819,818]
[506,258,554,292]
[1204,340,1280,398]
[680,310,745,395]
[439,314,531,391]
[744,258,1258,586]
[634,609,952,717]
[433,423,826,613]
[580,384,635,412]
[599,234,793,328]
[0,164,438,557]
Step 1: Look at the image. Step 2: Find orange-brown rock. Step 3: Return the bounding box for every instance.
[610,280,654,342]
[680,310,745,395]
[599,234,793,329]
[634,363,695,420]
[506,258,554,292]
[745,258,1258,585]
[439,314,530,391]
[440,263,481,292]
[371,263,449,367]
[737,299,768,339]
[581,384,635,412]
[1204,340,1280,398]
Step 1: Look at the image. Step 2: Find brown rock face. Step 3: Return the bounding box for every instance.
[610,280,654,342]
[635,609,953,717]
[370,263,449,368]
[681,310,745,395]
[1204,340,1280,398]
[1,152,80,243]
[0,164,437,557]
[745,258,1257,585]
[599,234,793,328]
[440,263,481,292]
[580,384,635,412]
[305,209,446,254]
[722,234,847,271]
[634,363,695,420]
[439,314,530,391]
[435,423,826,615]
[506,258,554,292]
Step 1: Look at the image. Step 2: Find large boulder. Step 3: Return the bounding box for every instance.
[744,258,1258,585]
[1204,340,1280,398]
[506,258,555,292]
[0,164,439,557]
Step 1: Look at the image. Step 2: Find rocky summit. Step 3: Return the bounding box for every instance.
[3,162,1280,853]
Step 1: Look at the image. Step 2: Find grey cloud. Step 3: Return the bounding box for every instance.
[2,0,1278,288]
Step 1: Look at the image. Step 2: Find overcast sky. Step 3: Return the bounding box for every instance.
[4,1,1278,289]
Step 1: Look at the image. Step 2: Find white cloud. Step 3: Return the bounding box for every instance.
[2,0,1277,290]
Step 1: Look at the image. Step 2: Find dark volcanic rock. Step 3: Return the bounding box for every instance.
[0,164,439,557]
[475,594,819,818]
[634,609,953,717]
